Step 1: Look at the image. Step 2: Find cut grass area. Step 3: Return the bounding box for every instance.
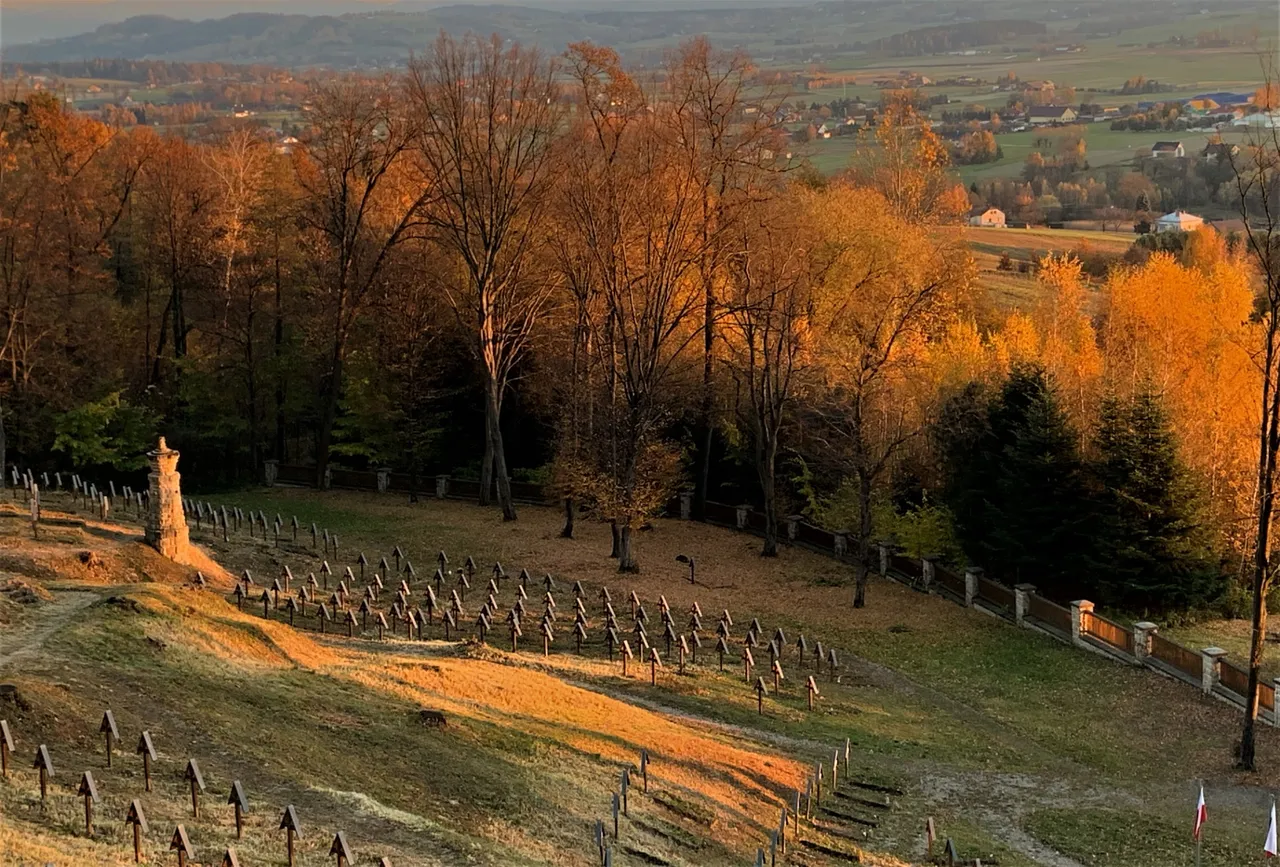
[1025,806,1262,867]
[23,487,1280,867]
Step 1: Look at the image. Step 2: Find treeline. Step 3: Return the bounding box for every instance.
[869,20,1046,55]
[3,59,294,86]
[0,34,1262,613]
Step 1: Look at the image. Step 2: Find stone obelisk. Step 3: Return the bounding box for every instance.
[144,437,191,562]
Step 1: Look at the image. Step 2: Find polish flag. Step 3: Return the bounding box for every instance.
[1265,801,1277,858]
[1194,785,1207,841]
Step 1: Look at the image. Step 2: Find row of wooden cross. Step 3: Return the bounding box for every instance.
[0,712,398,866]
[228,542,849,721]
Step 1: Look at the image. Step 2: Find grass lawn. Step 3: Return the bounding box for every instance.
[10,487,1280,866]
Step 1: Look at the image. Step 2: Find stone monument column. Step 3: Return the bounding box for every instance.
[145,437,191,562]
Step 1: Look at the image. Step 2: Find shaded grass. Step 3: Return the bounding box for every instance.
[1025,807,1261,867]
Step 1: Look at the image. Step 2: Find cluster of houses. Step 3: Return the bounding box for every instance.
[967,206,1207,235]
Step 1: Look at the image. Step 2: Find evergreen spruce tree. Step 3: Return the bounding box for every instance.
[937,365,1099,598]
[981,365,1098,597]
[1093,388,1220,612]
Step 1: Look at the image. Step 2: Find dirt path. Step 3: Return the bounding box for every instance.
[0,588,100,670]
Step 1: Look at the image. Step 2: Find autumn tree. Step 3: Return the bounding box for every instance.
[721,190,818,556]
[847,98,968,226]
[1225,71,1280,771]
[295,76,422,489]
[406,33,563,521]
[803,184,970,606]
[556,64,707,572]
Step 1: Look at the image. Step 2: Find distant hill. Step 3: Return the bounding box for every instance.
[2,7,619,67]
[5,0,1268,69]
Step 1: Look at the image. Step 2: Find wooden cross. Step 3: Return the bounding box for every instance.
[229,780,249,839]
[184,759,206,818]
[125,799,148,862]
[755,676,768,714]
[743,645,755,683]
[0,719,12,778]
[648,647,662,685]
[170,825,195,867]
[279,805,302,867]
[806,676,820,710]
[33,744,53,809]
[330,830,355,866]
[137,731,157,791]
[621,640,633,677]
[78,770,99,835]
[772,659,784,692]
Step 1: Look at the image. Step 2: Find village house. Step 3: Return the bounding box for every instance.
[1150,141,1185,158]
[969,206,1007,228]
[1027,105,1077,125]
[1154,210,1205,234]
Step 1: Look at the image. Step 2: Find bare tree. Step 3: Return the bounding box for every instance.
[296,76,423,489]
[558,65,706,571]
[664,37,787,519]
[721,191,818,556]
[406,33,563,521]
[1228,61,1280,771]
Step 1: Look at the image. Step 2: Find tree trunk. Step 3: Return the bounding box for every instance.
[315,344,344,490]
[487,379,517,521]
[854,471,874,609]
[561,497,575,539]
[617,523,639,573]
[760,455,778,557]
[479,396,495,507]
[609,521,620,559]
[0,397,6,491]
[273,236,286,462]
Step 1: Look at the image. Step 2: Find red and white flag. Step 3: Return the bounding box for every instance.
[1265,800,1277,858]
[1194,785,1207,841]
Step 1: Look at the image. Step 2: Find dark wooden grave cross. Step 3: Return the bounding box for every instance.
[138,731,156,791]
[125,799,148,863]
[331,830,355,866]
[229,780,249,839]
[78,770,99,835]
[639,748,649,792]
[184,759,206,818]
[621,640,633,677]
[100,710,119,767]
[33,744,53,809]
[279,805,302,867]
[716,636,730,672]
[755,677,768,714]
[170,825,195,867]
[0,719,12,778]
[649,647,662,685]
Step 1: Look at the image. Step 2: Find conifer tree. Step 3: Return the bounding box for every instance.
[1093,389,1220,612]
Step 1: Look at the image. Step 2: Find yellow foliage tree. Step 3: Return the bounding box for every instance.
[1103,251,1259,545]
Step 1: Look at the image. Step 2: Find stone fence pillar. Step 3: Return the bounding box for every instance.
[1014,584,1036,625]
[1200,647,1228,696]
[1069,600,1094,648]
[435,475,449,499]
[964,567,983,607]
[322,465,332,491]
[263,459,279,487]
[376,468,392,494]
[877,542,891,576]
[920,556,936,593]
[1273,677,1280,727]
[145,438,192,565]
[833,531,849,558]
[1132,621,1158,663]
[735,505,750,531]
[679,491,694,521]
[786,515,803,542]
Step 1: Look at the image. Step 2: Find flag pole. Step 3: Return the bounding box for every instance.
[1196,779,1203,867]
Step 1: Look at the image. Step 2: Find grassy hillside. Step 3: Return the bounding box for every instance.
[3,487,1278,865]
